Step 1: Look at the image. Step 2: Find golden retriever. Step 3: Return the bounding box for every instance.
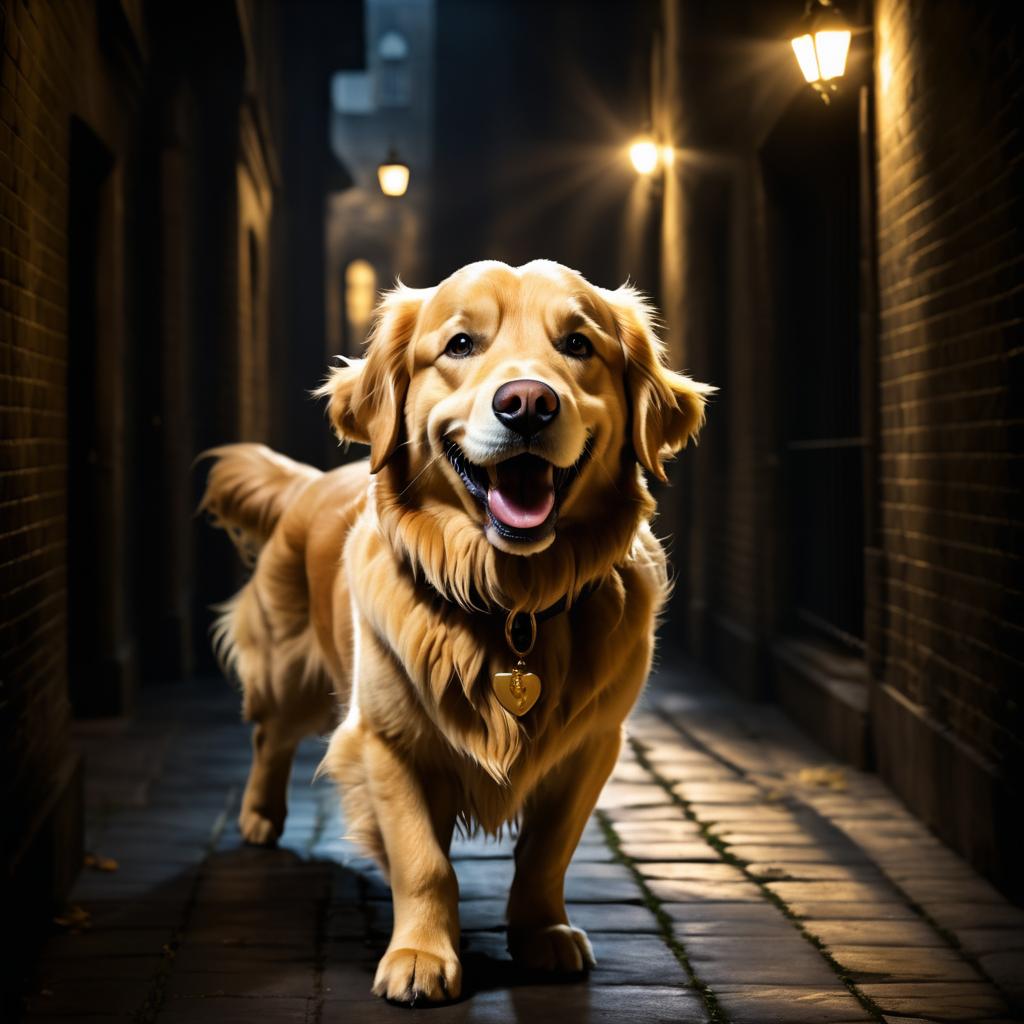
[200,259,712,1003]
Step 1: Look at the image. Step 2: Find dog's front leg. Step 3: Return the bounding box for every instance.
[364,729,462,1003]
[507,728,621,973]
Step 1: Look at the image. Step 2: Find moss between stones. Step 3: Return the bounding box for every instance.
[596,810,729,1024]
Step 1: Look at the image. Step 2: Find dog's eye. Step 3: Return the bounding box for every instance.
[445,333,474,358]
[562,333,593,359]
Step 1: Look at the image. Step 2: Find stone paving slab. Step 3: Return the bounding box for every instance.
[636,861,748,882]
[325,984,709,1023]
[600,804,690,822]
[17,674,1024,1023]
[746,862,885,883]
[713,984,875,1023]
[787,900,925,923]
[728,843,873,864]
[646,878,765,903]
[764,880,903,904]
[830,946,984,983]
[621,840,724,862]
[860,981,1010,1020]
[158,999,312,1024]
[807,919,948,948]
[683,935,842,987]
[24,978,154,1017]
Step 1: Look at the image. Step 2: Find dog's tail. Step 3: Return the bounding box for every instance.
[198,444,321,565]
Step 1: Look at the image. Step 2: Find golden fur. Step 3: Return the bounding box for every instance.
[200,259,712,1002]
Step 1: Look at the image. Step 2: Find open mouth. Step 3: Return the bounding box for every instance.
[444,439,592,542]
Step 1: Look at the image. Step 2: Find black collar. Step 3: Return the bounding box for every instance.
[508,580,600,652]
[423,578,601,653]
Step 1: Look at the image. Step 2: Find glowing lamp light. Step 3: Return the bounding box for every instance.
[790,0,852,103]
[629,137,660,175]
[377,148,410,197]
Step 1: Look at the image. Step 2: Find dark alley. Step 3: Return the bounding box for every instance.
[2,1,1022,1022]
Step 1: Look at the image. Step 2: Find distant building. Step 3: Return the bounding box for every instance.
[326,0,436,367]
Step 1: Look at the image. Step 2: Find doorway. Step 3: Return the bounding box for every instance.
[67,118,122,717]
[762,87,865,655]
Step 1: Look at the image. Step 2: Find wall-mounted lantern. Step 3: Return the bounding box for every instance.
[377,147,410,197]
[790,0,852,103]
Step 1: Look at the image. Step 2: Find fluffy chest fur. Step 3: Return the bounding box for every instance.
[339,502,667,833]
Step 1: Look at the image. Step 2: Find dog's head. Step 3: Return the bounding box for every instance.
[319,260,713,561]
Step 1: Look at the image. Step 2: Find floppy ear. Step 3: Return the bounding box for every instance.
[315,285,428,473]
[603,285,716,483]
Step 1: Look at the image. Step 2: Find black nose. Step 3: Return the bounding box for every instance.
[492,379,560,438]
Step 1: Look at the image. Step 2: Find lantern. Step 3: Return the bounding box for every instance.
[377,147,410,197]
[791,0,853,103]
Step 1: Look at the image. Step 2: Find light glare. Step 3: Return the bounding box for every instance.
[629,139,659,175]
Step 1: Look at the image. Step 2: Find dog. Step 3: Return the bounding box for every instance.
[200,259,712,1003]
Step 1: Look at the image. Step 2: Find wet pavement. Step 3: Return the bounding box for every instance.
[17,668,1024,1023]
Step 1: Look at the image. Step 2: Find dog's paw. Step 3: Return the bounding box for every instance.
[372,947,462,1004]
[508,924,596,973]
[238,807,282,846]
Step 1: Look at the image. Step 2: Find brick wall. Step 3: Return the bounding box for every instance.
[0,0,303,961]
[871,0,1023,888]
[658,0,1023,893]
[0,0,92,911]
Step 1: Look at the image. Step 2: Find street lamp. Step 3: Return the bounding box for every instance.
[790,0,853,103]
[377,147,410,197]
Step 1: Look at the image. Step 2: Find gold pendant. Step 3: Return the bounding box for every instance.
[492,658,542,717]
[492,610,542,716]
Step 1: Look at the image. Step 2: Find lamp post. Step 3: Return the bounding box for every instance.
[377,147,410,197]
[790,0,853,104]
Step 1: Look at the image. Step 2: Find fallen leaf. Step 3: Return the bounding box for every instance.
[796,766,847,791]
[84,852,119,872]
[53,905,92,932]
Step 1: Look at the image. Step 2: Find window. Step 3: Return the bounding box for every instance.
[376,30,411,108]
[345,259,378,352]
[331,72,374,115]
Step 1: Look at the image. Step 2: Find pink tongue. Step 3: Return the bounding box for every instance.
[488,458,555,530]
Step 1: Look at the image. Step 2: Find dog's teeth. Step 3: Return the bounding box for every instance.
[486,465,498,486]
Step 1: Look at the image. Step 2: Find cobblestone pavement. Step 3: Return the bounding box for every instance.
[19,669,1024,1023]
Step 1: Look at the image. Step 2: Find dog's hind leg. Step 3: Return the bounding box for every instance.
[224,583,335,846]
[322,716,388,873]
[239,716,303,845]
[239,675,335,846]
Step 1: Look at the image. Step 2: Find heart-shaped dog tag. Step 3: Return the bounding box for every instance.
[492,662,541,717]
